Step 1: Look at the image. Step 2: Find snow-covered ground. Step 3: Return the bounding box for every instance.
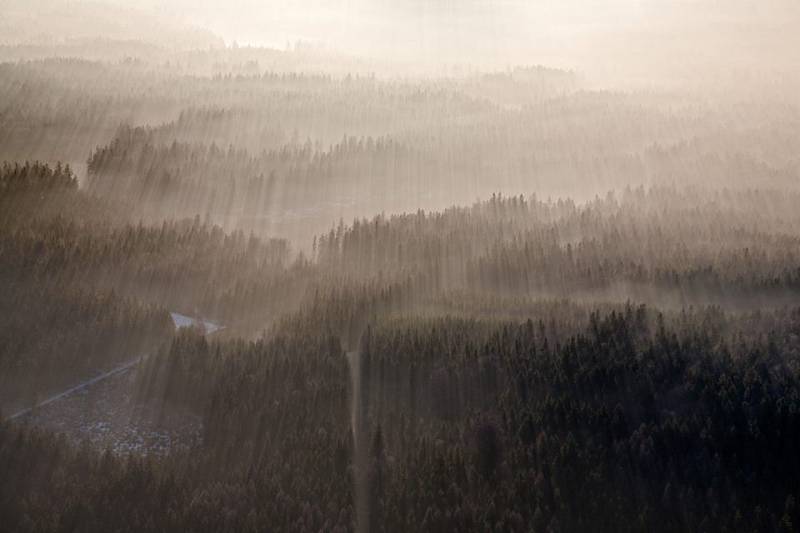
[18,367,202,456]
[7,311,222,455]
[170,312,224,335]
[8,358,143,421]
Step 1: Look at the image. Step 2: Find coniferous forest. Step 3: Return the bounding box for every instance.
[2,1,800,532]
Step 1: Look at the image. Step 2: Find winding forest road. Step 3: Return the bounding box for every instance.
[6,356,144,421]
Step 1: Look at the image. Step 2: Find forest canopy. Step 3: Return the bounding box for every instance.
[1,1,800,532]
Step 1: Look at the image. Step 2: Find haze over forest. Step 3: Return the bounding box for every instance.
[1,1,800,532]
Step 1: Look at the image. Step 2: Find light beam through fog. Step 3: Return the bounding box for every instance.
[1,0,800,531]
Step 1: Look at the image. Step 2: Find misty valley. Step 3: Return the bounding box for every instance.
[2,1,800,532]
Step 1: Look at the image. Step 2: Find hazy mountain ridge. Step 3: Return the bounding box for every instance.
[0,0,223,50]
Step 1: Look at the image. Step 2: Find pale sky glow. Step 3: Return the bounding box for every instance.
[40,0,793,79]
[132,0,648,51]
[1,0,798,81]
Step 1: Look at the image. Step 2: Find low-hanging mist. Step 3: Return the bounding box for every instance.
[1,1,800,532]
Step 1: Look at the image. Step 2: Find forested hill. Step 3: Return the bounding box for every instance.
[6,302,800,531]
[2,22,800,531]
[315,189,800,308]
[4,158,800,530]
[0,161,309,411]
